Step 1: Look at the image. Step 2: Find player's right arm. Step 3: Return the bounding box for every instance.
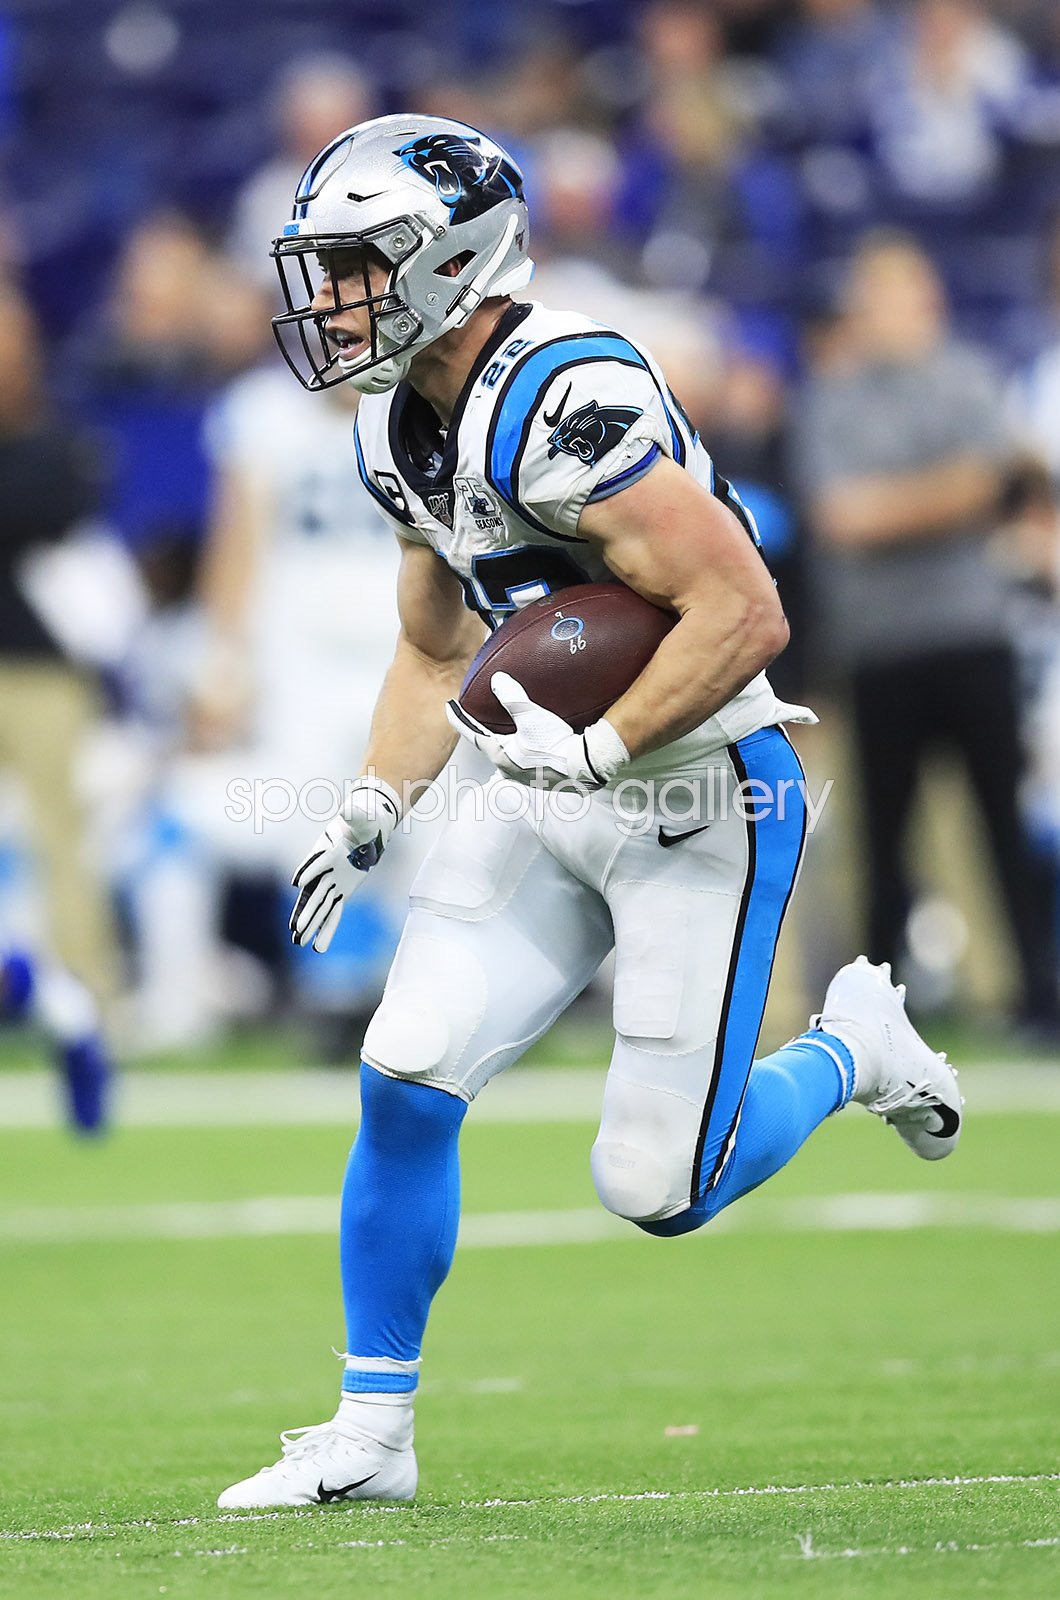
[360,538,487,801]
[290,538,484,953]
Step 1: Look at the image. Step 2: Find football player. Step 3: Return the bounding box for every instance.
[219,116,962,1508]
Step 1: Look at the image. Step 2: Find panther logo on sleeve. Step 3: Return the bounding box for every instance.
[546,399,643,465]
[396,134,520,225]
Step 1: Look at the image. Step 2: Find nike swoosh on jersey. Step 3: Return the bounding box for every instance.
[315,1472,380,1503]
[542,381,573,428]
[657,823,712,849]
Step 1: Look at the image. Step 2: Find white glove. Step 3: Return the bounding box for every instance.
[445,672,629,790]
[289,779,400,953]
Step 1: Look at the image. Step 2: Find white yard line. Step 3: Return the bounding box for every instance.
[2,1473,1058,1542]
[464,1471,1060,1511]
[3,1192,1060,1246]
[795,1530,1060,1561]
[2,1062,1060,1129]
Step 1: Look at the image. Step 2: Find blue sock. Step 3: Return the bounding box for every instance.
[640,1029,854,1238]
[1,950,35,1022]
[57,1036,112,1135]
[339,1065,466,1397]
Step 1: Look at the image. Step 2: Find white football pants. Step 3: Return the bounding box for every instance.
[362,726,808,1224]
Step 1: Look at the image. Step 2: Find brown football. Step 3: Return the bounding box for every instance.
[459,582,677,735]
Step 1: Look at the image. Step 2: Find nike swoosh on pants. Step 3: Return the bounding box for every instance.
[657,824,711,849]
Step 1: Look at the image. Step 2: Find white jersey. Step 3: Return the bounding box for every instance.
[354,300,812,779]
[206,365,401,743]
[186,366,403,872]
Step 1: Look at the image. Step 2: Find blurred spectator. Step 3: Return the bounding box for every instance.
[479,37,585,143]
[708,338,808,700]
[0,281,118,1003]
[632,0,802,304]
[115,364,415,1050]
[713,0,790,58]
[527,128,627,281]
[1006,213,1060,484]
[993,459,1060,856]
[991,0,1060,55]
[634,0,757,289]
[1009,346,1060,489]
[996,456,1060,598]
[79,212,217,389]
[775,0,893,234]
[199,252,276,381]
[779,0,893,144]
[70,214,269,552]
[795,230,1059,1028]
[227,54,376,287]
[415,73,493,134]
[869,0,1029,208]
[0,12,14,273]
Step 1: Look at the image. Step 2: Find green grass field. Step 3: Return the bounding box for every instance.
[1,1059,1058,1598]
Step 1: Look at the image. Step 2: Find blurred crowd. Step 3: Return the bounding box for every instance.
[1,0,1059,1063]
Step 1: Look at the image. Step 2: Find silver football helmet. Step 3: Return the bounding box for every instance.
[271,113,534,394]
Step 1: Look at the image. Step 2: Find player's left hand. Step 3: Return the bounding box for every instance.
[446,672,629,790]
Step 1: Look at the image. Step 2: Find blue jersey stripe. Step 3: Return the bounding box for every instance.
[489,335,640,500]
[486,333,686,524]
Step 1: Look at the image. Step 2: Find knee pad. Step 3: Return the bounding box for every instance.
[590,1138,676,1222]
[592,1063,701,1223]
[361,988,450,1079]
[361,933,487,1084]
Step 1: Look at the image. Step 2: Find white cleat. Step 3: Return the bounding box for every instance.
[812,955,963,1161]
[217,1410,417,1509]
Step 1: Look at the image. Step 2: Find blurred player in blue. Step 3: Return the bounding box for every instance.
[219,116,963,1507]
[0,947,111,1133]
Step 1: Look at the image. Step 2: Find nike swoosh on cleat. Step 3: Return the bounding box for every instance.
[542,382,573,428]
[316,1472,379,1503]
[926,1102,961,1140]
[657,824,711,849]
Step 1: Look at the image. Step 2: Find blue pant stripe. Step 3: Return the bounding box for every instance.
[690,728,808,1202]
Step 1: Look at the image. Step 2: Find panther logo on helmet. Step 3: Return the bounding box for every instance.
[396,134,521,226]
[546,399,644,465]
